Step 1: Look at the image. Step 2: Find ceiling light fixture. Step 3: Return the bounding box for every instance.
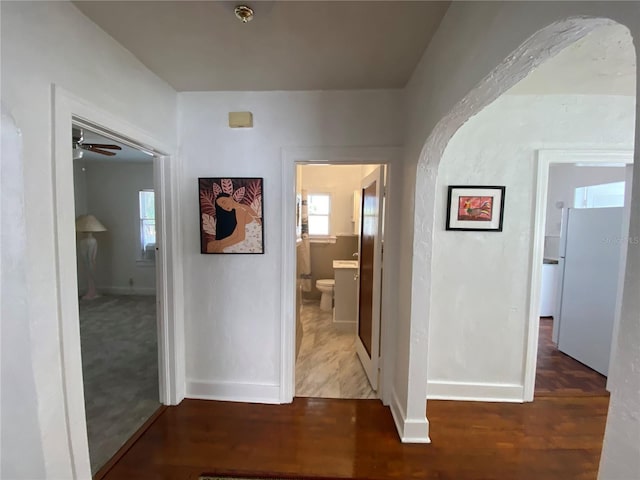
[234,5,254,23]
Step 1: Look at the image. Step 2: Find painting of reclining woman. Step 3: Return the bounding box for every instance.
[199,177,264,254]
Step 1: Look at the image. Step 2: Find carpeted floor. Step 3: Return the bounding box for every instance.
[79,294,159,474]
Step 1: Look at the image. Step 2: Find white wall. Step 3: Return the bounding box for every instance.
[398,0,640,454]
[301,164,374,236]
[0,2,177,476]
[547,165,628,236]
[427,94,635,398]
[179,90,402,402]
[1,108,46,480]
[545,164,628,258]
[78,160,156,294]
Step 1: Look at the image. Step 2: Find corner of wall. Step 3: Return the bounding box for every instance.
[390,388,431,444]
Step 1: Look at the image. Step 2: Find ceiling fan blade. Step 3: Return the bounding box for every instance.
[84,146,117,156]
[82,143,122,150]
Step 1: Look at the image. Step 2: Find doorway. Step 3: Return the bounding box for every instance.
[51,85,183,479]
[72,125,161,474]
[530,151,633,397]
[280,147,399,405]
[294,164,383,399]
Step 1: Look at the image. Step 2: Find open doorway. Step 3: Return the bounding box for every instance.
[534,154,633,397]
[294,164,384,399]
[72,125,162,474]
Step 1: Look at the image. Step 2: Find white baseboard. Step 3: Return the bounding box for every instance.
[390,389,431,443]
[427,380,524,402]
[98,286,156,296]
[186,379,281,404]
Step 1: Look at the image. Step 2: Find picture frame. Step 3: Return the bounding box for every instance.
[446,185,505,232]
[198,177,264,254]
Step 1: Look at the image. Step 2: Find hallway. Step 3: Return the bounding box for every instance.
[98,318,610,479]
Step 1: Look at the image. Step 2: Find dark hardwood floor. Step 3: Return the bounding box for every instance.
[102,396,608,480]
[102,317,610,480]
[535,317,608,396]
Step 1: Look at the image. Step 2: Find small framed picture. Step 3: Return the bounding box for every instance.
[199,177,264,254]
[446,185,505,232]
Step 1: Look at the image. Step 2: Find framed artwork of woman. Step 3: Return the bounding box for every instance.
[198,177,264,254]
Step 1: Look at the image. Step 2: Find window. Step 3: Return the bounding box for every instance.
[307,193,331,236]
[574,181,625,209]
[139,190,156,261]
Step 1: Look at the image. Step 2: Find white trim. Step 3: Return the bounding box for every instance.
[186,379,280,404]
[280,146,401,406]
[427,380,524,402]
[390,389,431,443]
[52,85,185,476]
[524,149,633,401]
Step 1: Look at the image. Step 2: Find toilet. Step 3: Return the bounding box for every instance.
[316,279,335,312]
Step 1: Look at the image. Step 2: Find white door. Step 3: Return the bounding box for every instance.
[355,167,384,390]
[557,207,624,376]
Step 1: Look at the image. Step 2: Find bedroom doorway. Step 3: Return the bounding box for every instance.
[72,124,161,474]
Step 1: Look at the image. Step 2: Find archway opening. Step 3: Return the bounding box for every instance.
[424,22,635,403]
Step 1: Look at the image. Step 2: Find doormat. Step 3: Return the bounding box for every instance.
[200,475,349,480]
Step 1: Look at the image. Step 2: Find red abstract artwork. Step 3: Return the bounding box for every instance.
[457,196,493,221]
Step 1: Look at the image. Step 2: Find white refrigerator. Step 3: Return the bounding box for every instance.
[554,207,624,376]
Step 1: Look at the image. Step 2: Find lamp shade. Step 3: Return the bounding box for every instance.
[76,214,107,233]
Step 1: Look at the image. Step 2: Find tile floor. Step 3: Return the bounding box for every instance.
[295,300,375,399]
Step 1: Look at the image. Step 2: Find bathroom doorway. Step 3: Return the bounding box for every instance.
[294,163,385,399]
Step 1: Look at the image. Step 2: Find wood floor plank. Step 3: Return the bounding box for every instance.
[535,317,607,396]
[103,396,608,480]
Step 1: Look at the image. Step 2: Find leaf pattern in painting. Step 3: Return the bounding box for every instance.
[200,190,216,216]
[221,178,234,195]
[202,213,216,236]
[250,197,262,217]
[245,180,262,206]
[232,187,245,203]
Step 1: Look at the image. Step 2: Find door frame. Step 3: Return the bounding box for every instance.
[524,148,633,401]
[52,85,185,477]
[280,147,400,404]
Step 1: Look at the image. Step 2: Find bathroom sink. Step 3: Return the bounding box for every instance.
[333,260,359,269]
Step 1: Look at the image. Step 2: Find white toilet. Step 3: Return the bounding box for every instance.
[316,279,335,312]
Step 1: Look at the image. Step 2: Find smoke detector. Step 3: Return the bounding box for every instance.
[234,5,254,23]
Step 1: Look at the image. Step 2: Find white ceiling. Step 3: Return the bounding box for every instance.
[75,128,152,163]
[507,24,636,96]
[72,1,450,91]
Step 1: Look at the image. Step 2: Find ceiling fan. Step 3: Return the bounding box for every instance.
[72,127,122,157]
